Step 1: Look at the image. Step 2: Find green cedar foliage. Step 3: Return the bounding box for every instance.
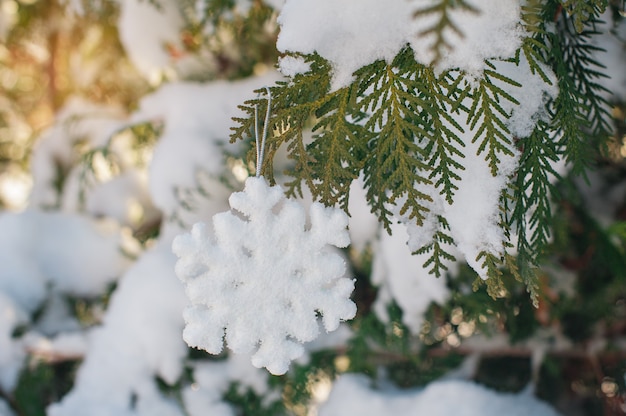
[413,0,480,65]
[415,215,456,277]
[560,0,609,33]
[231,0,615,300]
[466,64,520,177]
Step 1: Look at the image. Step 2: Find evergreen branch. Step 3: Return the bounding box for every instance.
[415,215,456,277]
[519,1,555,84]
[508,120,560,304]
[422,70,467,204]
[413,0,480,65]
[474,251,506,299]
[361,50,467,206]
[512,249,541,307]
[560,0,609,33]
[513,121,560,257]
[467,67,520,176]
[546,12,612,173]
[230,54,333,189]
[306,85,368,210]
[357,53,436,230]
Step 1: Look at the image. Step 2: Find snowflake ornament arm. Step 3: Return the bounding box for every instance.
[172,176,356,375]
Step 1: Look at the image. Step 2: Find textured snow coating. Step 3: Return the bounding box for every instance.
[278,55,312,77]
[319,374,560,416]
[48,242,188,416]
[372,223,452,333]
[173,176,356,374]
[0,210,129,391]
[277,0,412,89]
[29,98,125,209]
[182,355,273,416]
[277,0,524,89]
[118,0,184,79]
[132,73,282,216]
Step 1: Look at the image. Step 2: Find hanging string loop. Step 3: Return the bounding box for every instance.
[254,87,272,177]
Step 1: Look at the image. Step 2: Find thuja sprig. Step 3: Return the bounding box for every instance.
[356,48,468,228]
[546,3,612,173]
[415,215,456,277]
[306,84,368,210]
[560,0,609,33]
[466,63,520,176]
[519,0,555,84]
[421,69,468,204]
[413,0,480,65]
[357,55,434,230]
[513,120,560,259]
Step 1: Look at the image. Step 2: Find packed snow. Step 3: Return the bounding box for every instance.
[372,222,452,333]
[0,211,129,391]
[318,374,560,416]
[117,0,185,81]
[130,73,281,217]
[277,0,524,89]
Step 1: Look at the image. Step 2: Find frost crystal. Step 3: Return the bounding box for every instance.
[172,176,356,374]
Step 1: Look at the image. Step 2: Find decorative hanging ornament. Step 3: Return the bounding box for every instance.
[172,89,356,375]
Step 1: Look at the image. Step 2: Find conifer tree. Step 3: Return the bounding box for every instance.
[0,1,625,415]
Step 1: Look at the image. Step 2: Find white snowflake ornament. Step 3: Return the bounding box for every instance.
[172,176,356,375]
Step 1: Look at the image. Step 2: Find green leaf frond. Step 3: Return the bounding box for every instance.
[356,48,466,229]
[473,251,506,299]
[358,57,433,230]
[466,64,520,176]
[414,215,456,277]
[546,7,612,173]
[560,0,609,33]
[512,120,560,259]
[510,250,542,308]
[422,70,468,204]
[519,1,555,84]
[232,46,471,233]
[307,84,368,210]
[413,0,480,65]
[230,54,332,187]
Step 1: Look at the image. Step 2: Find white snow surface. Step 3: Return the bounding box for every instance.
[29,98,126,209]
[48,240,188,416]
[183,355,275,416]
[0,398,14,416]
[173,176,356,375]
[0,293,26,392]
[0,211,128,310]
[277,0,524,89]
[372,222,452,334]
[595,12,626,100]
[0,210,129,391]
[118,0,184,80]
[319,374,560,416]
[277,55,311,77]
[131,72,282,216]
